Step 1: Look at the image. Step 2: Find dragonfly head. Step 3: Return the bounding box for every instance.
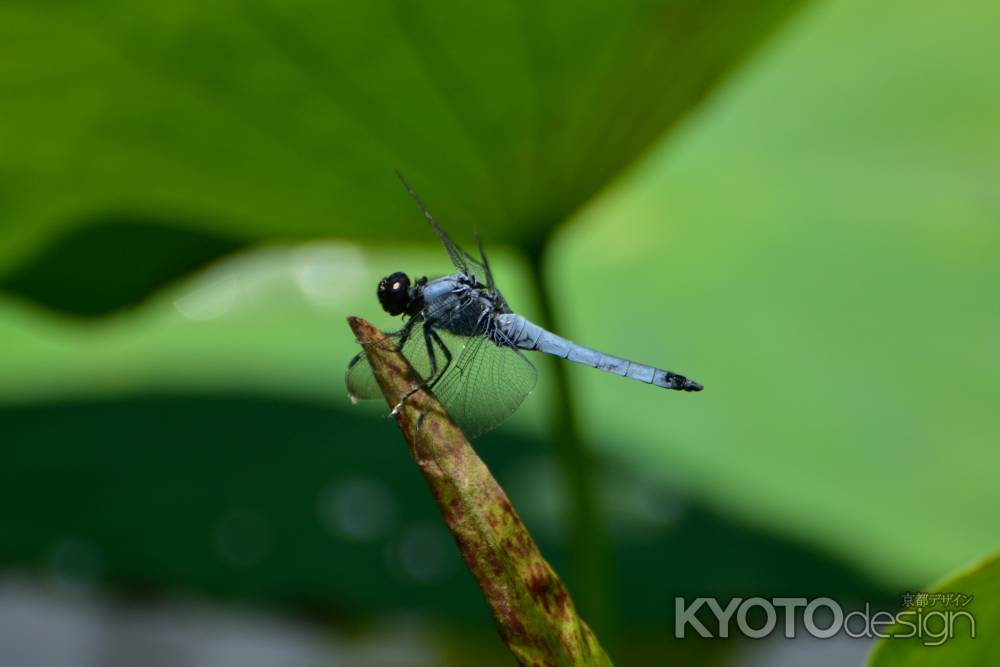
[377,272,412,316]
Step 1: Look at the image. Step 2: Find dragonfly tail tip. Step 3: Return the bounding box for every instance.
[667,373,703,392]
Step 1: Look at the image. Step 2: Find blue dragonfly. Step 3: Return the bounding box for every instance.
[346,176,702,438]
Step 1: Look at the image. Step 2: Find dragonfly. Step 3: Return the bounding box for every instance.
[346,175,703,439]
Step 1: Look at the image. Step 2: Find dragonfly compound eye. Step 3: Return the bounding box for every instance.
[377,272,411,315]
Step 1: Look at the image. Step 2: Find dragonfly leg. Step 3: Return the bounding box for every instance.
[390,325,448,418]
[389,317,419,349]
[426,329,453,389]
[357,317,418,354]
[349,317,414,372]
[413,331,456,434]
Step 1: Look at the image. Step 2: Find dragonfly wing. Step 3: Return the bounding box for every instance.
[346,303,536,438]
[472,230,496,293]
[345,349,382,402]
[429,326,538,439]
[396,172,472,275]
[345,317,439,402]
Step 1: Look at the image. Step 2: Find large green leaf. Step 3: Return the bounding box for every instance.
[553,0,1000,585]
[0,220,242,316]
[0,0,802,313]
[0,393,891,658]
[868,554,999,666]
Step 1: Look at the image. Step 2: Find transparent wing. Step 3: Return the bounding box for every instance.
[429,327,538,440]
[345,316,440,402]
[395,173,506,302]
[472,230,496,294]
[345,349,382,402]
[396,171,470,275]
[346,295,473,401]
[346,316,537,439]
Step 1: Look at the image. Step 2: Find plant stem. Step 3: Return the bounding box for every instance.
[348,317,613,666]
[525,242,616,644]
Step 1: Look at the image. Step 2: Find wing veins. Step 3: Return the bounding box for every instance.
[396,171,470,275]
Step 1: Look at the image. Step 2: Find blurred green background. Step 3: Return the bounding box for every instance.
[1,0,998,665]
